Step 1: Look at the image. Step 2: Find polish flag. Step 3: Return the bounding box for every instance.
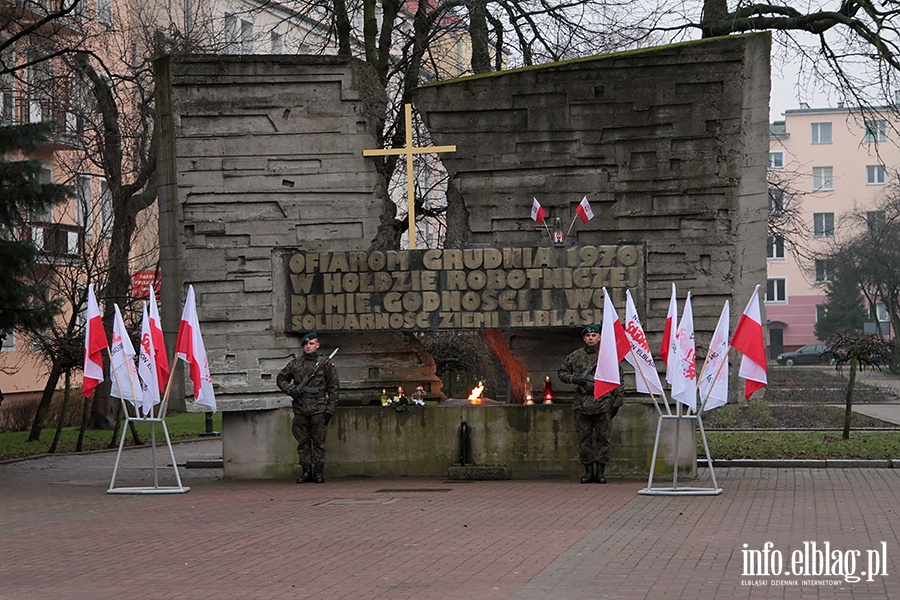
[175,285,216,410]
[148,290,169,391]
[593,288,631,398]
[531,197,547,225]
[138,302,161,416]
[670,293,697,411]
[82,284,109,398]
[109,304,139,404]
[661,283,677,384]
[623,290,663,396]
[575,196,594,223]
[699,301,730,411]
[731,284,768,399]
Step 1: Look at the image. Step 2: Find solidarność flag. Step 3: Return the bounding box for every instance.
[175,285,217,411]
[83,284,109,398]
[139,302,161,416]
[109,304,139,403]
[531,197,547,225]
[670,292,697,411]
[623,290,663,396]
[575,196,594,223]
[699,301,730,411]
[731,284,768,399]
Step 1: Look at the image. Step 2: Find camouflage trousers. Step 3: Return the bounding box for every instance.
[574,397,612,464]
[291,409,327,466]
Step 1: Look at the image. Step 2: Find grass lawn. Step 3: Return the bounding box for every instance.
[703,430,900,460]
[0,411,222,462]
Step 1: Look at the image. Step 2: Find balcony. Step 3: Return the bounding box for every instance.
[29,222,83,261]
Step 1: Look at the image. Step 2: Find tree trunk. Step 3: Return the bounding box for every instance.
[333,0,352,57]
[49,371,71,453]
[700,0,729,37]
[842,354,858,439]
[27,368,63,442]
[467,0,491,74]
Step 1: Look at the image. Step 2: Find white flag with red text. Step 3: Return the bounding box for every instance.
[699,301,730,411]
[109,304,139,403]
[731,284,768,399]
[670,293,697,411]
[661,283,677,385]
[139,302,161,416]
[82,284,108,398]
[576,196,594,223]
[148,290,170,391]
[176,285,216,410]
[531,197,547,225]
[594,288,631,398]
[623,290,663,396]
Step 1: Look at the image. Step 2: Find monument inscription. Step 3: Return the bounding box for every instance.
[287,245,643,332]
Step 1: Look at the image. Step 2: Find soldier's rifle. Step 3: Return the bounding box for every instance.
[290,347,339,400]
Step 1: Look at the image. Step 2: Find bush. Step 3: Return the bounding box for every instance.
[0,391,85,433]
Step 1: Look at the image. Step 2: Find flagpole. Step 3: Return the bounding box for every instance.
[542,219,554,243]
[565,213,579,238]
[698,342,732,413]
[626,346,664,417]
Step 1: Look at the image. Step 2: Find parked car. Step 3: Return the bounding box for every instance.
[775,344,838,366]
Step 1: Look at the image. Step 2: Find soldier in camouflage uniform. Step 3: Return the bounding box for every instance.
[558,324,624,483]
[277,331,339,483]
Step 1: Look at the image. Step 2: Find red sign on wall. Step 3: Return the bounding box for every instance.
[132,270,161,299]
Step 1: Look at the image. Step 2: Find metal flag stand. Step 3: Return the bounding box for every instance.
[107,343,189,495]
[638,402,721,496]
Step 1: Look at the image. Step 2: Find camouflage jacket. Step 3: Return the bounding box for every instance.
[558,345,624,414]
[276,350,339,415]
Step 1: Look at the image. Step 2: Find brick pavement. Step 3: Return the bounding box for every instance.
[3,442,900,599]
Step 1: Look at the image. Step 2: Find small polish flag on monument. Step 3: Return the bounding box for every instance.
[575,196,594,223]
[176,285,216,411]
[83,284,109,398]
[731,284,768,399]
[531,197,547,225]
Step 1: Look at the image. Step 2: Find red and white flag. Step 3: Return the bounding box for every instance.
[575,196,594,223]
[148,290,169,391]
[176,285,216,410]
[593,288,631,398]
[670,293,697,411]
[731,284,768,399]
[82,284,108,398]
[139,302,161,416]
[109,304,139,404]
[623,290,663,396]
[699,301,730,411]
[530,197,547,225]
[661,283,677,384]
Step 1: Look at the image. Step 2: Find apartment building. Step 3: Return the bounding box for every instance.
[766,105,899,357]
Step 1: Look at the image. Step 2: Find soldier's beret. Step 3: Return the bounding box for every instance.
[301,331,318,344]
[582,324,600,335]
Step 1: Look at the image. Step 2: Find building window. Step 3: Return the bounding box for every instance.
[76,174,92,239]
[1,331,14,351]
[812,166,834,191]
[225,13,254,53]
[811,122,832,144]
[864,120,887,142]
[766,278,786,303]
[813,212,834,238]
[97,0,112,27]
[270,31,284,54]
[816,304,828,323]
[768,151,784,169]
[875,303,889,322]
[768,186,786,216]
[815,259,832,283]
[767,234,785,259]
[868,211,886,233]
[867,165,885,185]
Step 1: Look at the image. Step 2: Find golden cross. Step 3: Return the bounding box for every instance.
[363,103,456,249]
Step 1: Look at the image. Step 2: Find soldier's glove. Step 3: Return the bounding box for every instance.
[288,388,304,402]
[324,412,334,426]
[572,376,590,387]
[610,405,620,419]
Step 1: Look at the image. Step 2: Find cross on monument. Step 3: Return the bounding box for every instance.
[363,103,456,250]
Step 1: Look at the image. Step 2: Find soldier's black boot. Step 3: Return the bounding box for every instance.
[314,464,325,484]
[296,464,313,484]
[580,463,595,483]
[595,463,607,484]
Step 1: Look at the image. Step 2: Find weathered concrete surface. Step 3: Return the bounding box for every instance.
[221,399,696,480]
[415,34,771,394]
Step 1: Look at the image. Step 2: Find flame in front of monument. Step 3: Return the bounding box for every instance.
[468,381,485,405]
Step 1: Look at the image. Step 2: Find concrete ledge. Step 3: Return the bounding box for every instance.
[701,459,896,469]
[447,465,511,480]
